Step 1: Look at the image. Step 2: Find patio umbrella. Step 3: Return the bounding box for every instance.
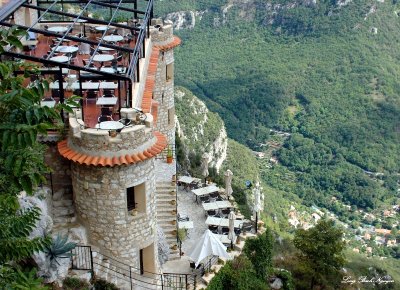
[253,180,262,231]
[228,210,236,249]
[187,229,230,267]
[201,152,210,183]
[224,169,233,199]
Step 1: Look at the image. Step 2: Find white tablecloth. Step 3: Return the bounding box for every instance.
[93,54,114,62]
[213,234,236,244]
[55,46,78,53]
[103,35,123,42]
[96,97,118,106]
[48,26,68,33]
[202,201,233,211]
[49,56,69,63]
[192,185,219,197]
[100,82,118,89]
[96,121,124,130]
[205,216,243,228]
[178,176,195,184]
[178,221,194,229]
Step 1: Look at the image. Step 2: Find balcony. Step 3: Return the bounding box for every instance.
[0,0,155,128]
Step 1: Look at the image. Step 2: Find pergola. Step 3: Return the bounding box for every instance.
[0,0,155,126]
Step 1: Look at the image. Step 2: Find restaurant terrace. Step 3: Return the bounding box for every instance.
[0,0,155,128]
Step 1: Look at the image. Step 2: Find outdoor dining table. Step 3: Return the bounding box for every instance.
[213,233,236,244]
[95,26,108,31]
[49,55,69,63]
[100,82,118,89]
[100,67,116,73]
[103,35,124,42]
[49,81,100,90]
[96,97,118,106]
[192,185,219,198]
[178,176,195,184]
[93,54,114,63]
[54,46,79,54]
[98,46,115,52]
[40,99,56,108]
[178,221,194,229]
[96,121,124,130]
[202,200,233,212]
[48,26,69,33]
[205,216,243,228]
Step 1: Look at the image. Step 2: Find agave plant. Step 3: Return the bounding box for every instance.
[45,234,76,265]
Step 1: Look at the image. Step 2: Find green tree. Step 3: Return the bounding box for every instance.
[207,255,267,290]
[0,27,77,287]
[293,219,346,289]
[243,227,274,281]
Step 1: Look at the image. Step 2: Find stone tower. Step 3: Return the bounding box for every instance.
[149,19,181,145]
[58,113,167,271]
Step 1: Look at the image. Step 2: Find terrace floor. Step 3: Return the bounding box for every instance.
[23,26,138,128]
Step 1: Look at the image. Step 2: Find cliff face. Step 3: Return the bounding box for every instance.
[162,0,348,30]
[175,87,227,172]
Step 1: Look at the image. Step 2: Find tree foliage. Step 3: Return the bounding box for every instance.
[243,227,274,280]
[0,27,77,287]
[293,219,346,289]
[207,255,268,290]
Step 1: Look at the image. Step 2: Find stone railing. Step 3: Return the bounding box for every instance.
[67,108,156,155]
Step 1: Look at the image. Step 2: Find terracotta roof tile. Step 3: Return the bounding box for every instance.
[141,48,160,113]
[125,154,134,164]
[57,132,167,167]
[155,36,182,52]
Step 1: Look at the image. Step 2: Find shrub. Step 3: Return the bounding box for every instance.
[63,277,90,290]
[93,278,118,290]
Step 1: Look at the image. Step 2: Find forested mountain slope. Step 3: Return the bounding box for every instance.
[156,0,400,213]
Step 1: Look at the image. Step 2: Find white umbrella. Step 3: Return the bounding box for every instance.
[228,210,236,249]
[201,152,210,182]
[253,180,262,231]
[187,229,230,267]
[224,169,233,199]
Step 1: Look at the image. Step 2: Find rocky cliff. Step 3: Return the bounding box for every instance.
[175,87,227,172]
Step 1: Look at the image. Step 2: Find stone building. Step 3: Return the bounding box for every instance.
[0,0,181,282]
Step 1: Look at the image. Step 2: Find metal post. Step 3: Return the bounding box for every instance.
[89,247,94,280]
[255,212,258,233]
[185,274,188,290]
[129,266,133,290]
[161,273,164,290]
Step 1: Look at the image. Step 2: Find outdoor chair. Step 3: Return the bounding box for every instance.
[86,90,98,104]
[221,209,231,217]
[242,223,253,234]
[177,213,189,222]
[119,118,132,126]
[98,115,113,124]
[221,228,229,235]
[207,210,217,216]
[208,225,218,233]
[101,107,113,116]
[210,192,220,199]
[200,196,209,203]
[234,228,241,236]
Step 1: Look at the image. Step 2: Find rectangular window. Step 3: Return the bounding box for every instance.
[168,107,175,128]
[127,186,136,211]
[126,183,146,213]
[166,63,173,82]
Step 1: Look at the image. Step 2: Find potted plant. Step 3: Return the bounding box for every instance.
[166,145,173,164]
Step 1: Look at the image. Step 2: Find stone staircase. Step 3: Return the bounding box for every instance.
[52,188,76,232]
[156,181,180,260]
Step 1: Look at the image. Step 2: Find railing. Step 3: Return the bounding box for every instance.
[71,245,196,289]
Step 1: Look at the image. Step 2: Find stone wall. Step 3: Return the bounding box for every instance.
[44,143,72,199]
[13,1,38,27]
[151,26,176,145]
[71,158,158,268]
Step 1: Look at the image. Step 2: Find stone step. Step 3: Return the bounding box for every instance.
[52,199,73,207]
[157,215,176,223]
[53,214,76,224]
[53,207,75,217]
[52,191,73,201]
[156,193,177,200]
